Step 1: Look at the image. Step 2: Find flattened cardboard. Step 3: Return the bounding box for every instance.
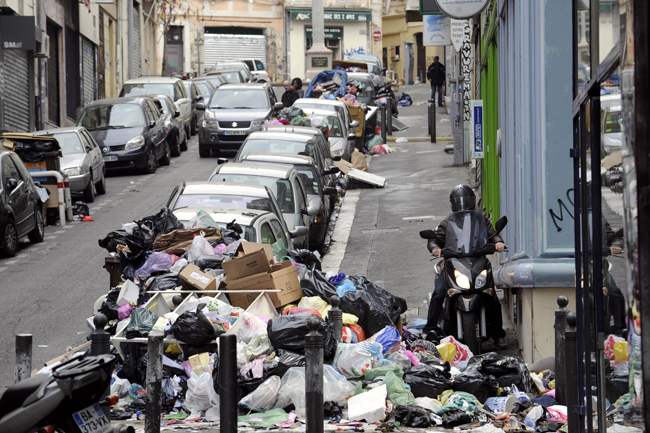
[222,248,273,281]
[227,261,302,309]
[180,264,217,292]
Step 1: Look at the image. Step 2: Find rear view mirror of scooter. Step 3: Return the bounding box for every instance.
[419,229,436,239]
[494,216,508,234]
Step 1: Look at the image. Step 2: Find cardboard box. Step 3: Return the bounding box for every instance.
[235,242,274,262]
[227,261,302,309]
[43,184,59,208]
[180,264,217,292]
[222,248,273,281]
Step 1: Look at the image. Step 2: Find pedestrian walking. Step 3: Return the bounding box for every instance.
[427,56,446,107]
[292,78,305,98]
[282,80,299,108]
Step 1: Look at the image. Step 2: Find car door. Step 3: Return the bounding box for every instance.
[149,100,167,152]
[291,173,311,245]
[2,154,32,235]
[269,217,291,255]
[80,130,102,182]
[174,81,191,125]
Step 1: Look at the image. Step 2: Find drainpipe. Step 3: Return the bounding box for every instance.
[127,0,133,80]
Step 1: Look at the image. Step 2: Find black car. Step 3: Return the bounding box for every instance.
[78,97,171,174]
[0,150,45,257]
[190,78,217,105]
[148,93,187,156]
[182,81,204,136]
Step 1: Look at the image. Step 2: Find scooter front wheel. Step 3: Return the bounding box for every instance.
[460,311,481,355]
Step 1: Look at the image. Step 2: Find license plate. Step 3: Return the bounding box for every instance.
[223,130,246,135]
[72,404,111,433]
[103,155,118,162]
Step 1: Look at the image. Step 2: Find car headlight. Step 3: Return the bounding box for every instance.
[251,119,265,130]
[475,269,488,289]
[332,149,344,157]
[203,118,219,127]
[64,167,82,176]
[125,135,145,150]
[454,270,471,289]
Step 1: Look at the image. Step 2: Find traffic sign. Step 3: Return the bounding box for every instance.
[450,19,466,51]
[373,30,382,41]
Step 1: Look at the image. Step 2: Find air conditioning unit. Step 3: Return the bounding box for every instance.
[35,32,49,59]
[325,39,339,48]
[392,54,400,61]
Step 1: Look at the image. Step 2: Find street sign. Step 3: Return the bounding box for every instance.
[435,0,490,19]
[373,30,382,41]
[470,100,484,159]
[450,19,466,51]
[423,15,451,46]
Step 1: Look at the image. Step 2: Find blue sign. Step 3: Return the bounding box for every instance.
[470,100,484,158]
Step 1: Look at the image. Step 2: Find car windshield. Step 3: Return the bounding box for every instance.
[210,89,268,109]
[349,78,374,98]
[604,110,622,133]
[443,210,489,257]
[122,83,175,100]
[79,104,146,129]
[241,139,319,161]
[175,194,274,212]
[213,63,244,70]
[195,82,211,96]
[47,132,85,155]
[257,162,320,195]
[305,114,343,137]
[156,98,172,116]
[209,174,294,213]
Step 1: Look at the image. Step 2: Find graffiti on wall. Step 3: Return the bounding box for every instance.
[461,20,473,121]
[345,47,366,58]
[549,189,575,232]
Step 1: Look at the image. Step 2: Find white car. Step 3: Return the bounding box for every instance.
[602,106,622,155]
[293,98,358,131]
[240,59,271,83]
[299,108,356,161]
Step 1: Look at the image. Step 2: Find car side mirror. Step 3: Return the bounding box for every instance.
[174,110,181,118]
[347,132,357,140]
[196,103,205,111]
[149,120,156,128]
[289,226,309,238]
[217,157,228,165]
[196,95,203,102]
[85,146,92,153]
[322,186,337,195]
[325,166,340,175]
[494,216,508,234]
[350,120,360,128]
[274,102,284,110]
[419,229,436,239]
[304,204,320,217]
[6,178,18,192]
[332,155,342,161]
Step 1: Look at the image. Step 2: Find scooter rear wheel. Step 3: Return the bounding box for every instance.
[461,312,481,355]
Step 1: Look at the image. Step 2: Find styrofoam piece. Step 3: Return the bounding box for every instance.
[227,293,279,337]
[347,384,387,423]
[116,280,139,307]
[347,168,386,187]
[142,292,172,319]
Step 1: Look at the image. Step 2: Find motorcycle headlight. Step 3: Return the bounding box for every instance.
[475,270,488,289]
[454,270,471,289]
[64,167,82,176]
[125,135,145,150]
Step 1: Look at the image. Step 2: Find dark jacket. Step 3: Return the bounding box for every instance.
[605,219,624,255]
[281,89,299,108]
[427,213,504,252]
[427,62,446,86]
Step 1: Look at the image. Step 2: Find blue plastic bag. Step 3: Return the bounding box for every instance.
[368,326,401,354]
[336,279,357,299]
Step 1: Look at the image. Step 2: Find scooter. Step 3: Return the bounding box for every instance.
[0,354,134,433]
[376,83,399,118]
[420,210,508,355]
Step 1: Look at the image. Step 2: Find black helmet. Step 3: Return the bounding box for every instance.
[450,184,476,212]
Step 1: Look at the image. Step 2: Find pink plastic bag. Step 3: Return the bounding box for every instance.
[403,350,420,366]
[118,304,134,320]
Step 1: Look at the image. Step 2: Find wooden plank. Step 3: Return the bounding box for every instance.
[45,341,92,366]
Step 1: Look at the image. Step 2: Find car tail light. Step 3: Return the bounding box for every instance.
[38,426,55,433]
[316,215,325,224]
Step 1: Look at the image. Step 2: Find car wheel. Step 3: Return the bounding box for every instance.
[1,219,18,257]
[28,206,45,244]
[95,170,107,195]
[171,134,181,157]
[144,146,158,174]
[191,115,197,136]
[185,125,191,143]
[180,129,188,152]
[159,141,171,166]
[199,144,210,158]
[82,175,95,203]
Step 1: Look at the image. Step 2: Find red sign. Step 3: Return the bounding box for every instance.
[373,30,382,41]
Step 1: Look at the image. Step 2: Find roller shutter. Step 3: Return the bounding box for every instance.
[132,3,141,77]
[203,34,266,70]
[82,38,96,107]
[4,50,30,132]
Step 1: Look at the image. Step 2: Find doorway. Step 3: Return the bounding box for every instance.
[415,32,426,82]
[166,26,183,76]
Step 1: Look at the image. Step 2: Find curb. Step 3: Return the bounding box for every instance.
[387,137,454,142]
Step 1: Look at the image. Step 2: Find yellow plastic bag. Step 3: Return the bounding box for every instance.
[298,296,359,324]
[436,342,457,364]
[614,341,628,364]
[165,343,183,356]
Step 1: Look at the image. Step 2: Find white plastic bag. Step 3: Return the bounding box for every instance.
[169,258,188,273]
[440,336,474,367]
[188,209,218,229]
[237,312,268,343]
[386,352,411,369]
[323,364,355,403]
[110,376,131,398]
[333,342,373,378]
[415,397,442,413]
[239,376,282,412]
[187,232,216,262]
[243,333,272,361]
[186,371,219,414]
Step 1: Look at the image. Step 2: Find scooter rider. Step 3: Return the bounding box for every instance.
[423,184,507,348]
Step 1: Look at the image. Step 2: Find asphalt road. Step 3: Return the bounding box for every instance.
[0,133,231,390]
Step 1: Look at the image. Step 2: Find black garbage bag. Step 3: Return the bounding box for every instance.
[134,208,184,250]
[120,251,150,282]
[125,308,158,339]
[267,314,337,360]
[148,272,181,292]
[193,255,223,271]
[442,410,478,428]
[99,230,146,255]
[464,352,533,393]
[288,249,322,271]
[478,353,520,375]
[170,304,219,346]
[409,339,442,358]
[404,365,452,398]
[72,201,89,217]
[118,343,147,385]
[274,349,306,377]
[99,286,122,321]
[136,352,186,385]
[452,369,498,403]
[388,405,434,428]
[13,138,59,162]
[606,365,629,403]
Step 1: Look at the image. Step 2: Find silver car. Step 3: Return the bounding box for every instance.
[209,162,318,249]
[299,108,356,161]
[32,126,106,203]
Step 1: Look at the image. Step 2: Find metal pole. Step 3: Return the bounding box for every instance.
[219,334,237,433]
[90,314,111,356]
[565,313,580,433]
[15,334,32,383]
[380,103,387,144]
[305,317,324,433]
[329,295,343,342]
[431,100,436,143]
[387,97,393,136]
[145,332,163,433]
[196,29,201,75]
[428,99,433,136]
[555,296,569,405]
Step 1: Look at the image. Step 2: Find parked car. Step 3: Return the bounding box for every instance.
[190,78,218,105]
[209,162,317,248]
[237,152,336,252]
[32,127,106,202]
[602,106,622,155]
[211,61,253,82]
[119,76,192,138]
[181,80,204,136]
[348,54,383,75]
[239,59,271,83]
[233,131,339,189]
[346,72,378,106]
[78,96,171,174]
[148,93,187,155]
[293,98,355,128]
[299,108,356,161]
[166,181,304,249]
[196,83,283,157]
[173,207,299,255]
[202,74,229,90]
[0,149,45,257]
[205,69,247,84]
